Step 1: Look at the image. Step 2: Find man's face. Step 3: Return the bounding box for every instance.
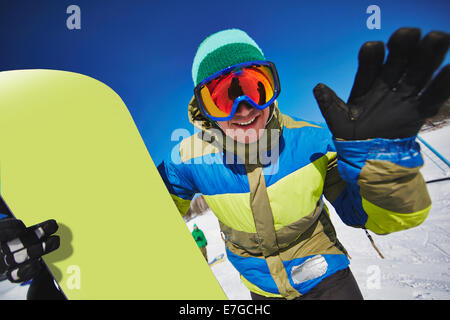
[216,102,271,144]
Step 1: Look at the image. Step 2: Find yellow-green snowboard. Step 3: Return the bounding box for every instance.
[0,69,227,300]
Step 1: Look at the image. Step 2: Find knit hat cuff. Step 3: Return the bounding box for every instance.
[192,29,265,85]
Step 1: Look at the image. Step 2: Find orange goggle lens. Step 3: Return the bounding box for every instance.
[198,65,276,119]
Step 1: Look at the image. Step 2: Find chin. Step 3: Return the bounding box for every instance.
[234,130,263,144]
[224,125,266,144]
[218,109,270,144]
[228,118,266,144]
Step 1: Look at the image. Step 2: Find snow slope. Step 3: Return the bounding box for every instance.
[188,125,450,300]
[186,212,252,300]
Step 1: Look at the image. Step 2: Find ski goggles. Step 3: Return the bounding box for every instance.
[194,61,281,121]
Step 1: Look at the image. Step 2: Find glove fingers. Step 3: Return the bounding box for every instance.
[3,235,60,267]
[0,218,26,242]
[401,31,450,95]
[7,259,42,283]
[348,41,385,104]
[418,64,450,118]
[381,27,421,88]
[26,219,59,241]
[313,83,348,115]
[313,83,353,139]
[1,219,58,255]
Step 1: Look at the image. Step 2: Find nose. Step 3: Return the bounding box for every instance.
[234,101,254,117]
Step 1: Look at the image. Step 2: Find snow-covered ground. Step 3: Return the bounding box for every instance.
[188,125,450,300]
[186,212,252,300]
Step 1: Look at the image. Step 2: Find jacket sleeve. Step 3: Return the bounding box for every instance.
[200,230,207,244]
[324,135,431,235]
[157,160,197,216]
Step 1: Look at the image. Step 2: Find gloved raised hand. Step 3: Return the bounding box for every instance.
[313,27,450,140]
[0,218,59,283]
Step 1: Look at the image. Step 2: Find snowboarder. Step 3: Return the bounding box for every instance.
[0,27,448,301]
[157,28,450,300]
[192,224,208,261]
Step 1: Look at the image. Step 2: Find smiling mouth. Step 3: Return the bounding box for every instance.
[233,115,258,126]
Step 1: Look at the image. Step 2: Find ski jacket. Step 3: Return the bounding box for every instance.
[192,228,207,248]
[158,97,431,299]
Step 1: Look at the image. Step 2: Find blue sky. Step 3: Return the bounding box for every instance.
[1,0,449,165]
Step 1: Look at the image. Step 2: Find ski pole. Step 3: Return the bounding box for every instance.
[417,135,450,168]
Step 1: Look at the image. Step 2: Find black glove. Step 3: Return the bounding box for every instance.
[0,218,60,283]
[313,27,450,140]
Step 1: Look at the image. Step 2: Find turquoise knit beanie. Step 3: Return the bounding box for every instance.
[192,29,266,86]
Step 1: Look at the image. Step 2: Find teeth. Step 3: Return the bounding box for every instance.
[237,117,256,126]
